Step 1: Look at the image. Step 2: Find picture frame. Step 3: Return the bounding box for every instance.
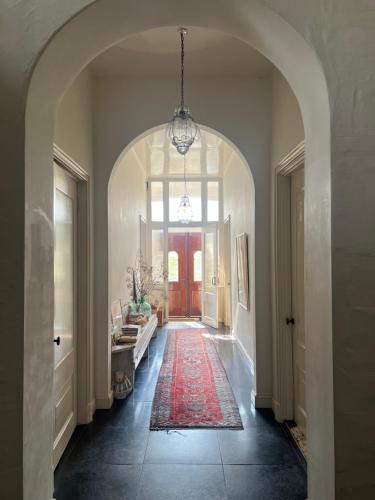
[236,233,249,310]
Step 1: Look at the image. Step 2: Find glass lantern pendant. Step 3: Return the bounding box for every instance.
[177,155,194,224]
[177,194,194,224]
[177,155,193,224]
[168,28,199,156]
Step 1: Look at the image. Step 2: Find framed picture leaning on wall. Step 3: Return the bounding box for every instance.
[236,233,249,310]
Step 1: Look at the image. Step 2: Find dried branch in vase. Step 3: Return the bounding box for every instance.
[126,250,167,302]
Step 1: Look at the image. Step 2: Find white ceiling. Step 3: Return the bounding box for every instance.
[129,127,239,179]
[90,26,274,77]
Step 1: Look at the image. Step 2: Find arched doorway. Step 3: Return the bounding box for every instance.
[25,3,333,499]
[108,122,255,337]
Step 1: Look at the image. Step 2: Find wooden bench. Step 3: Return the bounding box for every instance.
[111,314,158,392]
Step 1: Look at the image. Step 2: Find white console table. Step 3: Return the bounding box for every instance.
[111,314,158,391]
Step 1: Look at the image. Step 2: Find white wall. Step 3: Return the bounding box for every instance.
[54,67,96,422]
[270,68,304,413]
[55,68,94,173]
[271,70,304,165]
[223,151,256,373]
[109,149,147,309]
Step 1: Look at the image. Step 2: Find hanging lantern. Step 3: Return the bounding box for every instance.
[177,194,194,224]
[167,28,199,156]
[177,155,194,224]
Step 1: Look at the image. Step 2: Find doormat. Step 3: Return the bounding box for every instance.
[286,422,307,459]
[150,329,243,430]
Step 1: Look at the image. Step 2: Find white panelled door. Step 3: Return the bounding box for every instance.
[202,225,218,328]
[291,167,307,432]
[53,163,77,468]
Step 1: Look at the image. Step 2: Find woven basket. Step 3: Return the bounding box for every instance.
[113,371,132,399]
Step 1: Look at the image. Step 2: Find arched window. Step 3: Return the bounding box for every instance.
[168,251,179,282]
[193,250,202,282]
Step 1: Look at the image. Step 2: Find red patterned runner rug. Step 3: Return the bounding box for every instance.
[150,329,243,429]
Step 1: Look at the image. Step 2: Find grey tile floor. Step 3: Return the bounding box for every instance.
[54,323,307,499]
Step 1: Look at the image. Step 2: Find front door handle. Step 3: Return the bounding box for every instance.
[286,318,295,325]
[54,336,61,346]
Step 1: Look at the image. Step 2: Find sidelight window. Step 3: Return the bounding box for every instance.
[168,251,179,282]
[193,250,202,282]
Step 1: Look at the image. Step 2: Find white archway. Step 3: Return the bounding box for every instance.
[25,2,333,499]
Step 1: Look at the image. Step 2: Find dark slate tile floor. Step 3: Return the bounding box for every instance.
[54,323,307,500]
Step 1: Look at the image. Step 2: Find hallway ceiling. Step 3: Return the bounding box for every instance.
[90,27,274,77]
[129,128,237,179]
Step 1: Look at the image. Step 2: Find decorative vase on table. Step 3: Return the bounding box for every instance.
[138,297,151,319]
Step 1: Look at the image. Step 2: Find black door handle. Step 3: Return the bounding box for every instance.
[54,336,61,346]
[286,318,295,325]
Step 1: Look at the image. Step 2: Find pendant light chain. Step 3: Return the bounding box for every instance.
[180,29,185,110]
[183,154,187,195]
[177,153,193,224]
[173,30,194,224]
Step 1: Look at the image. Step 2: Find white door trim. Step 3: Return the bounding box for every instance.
[272,141,304,422]
[202,224,219,328]
[53,144,94,424]
[223,215,232,330]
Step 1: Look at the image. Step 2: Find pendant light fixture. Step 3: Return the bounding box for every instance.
[167,28,199,156]
[177,155,194,224]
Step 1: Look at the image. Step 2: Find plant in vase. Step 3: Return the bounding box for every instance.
[126,250,167,319]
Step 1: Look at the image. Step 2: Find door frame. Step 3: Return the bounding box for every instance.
[223,215,232,330]
[202,223,219,328]
[271,141,304,423]
[53,145,94,425]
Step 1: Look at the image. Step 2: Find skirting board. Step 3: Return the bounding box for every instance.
[78,398,96,425]
[251,391,272,408]
[95,390,113,410]
[88,398,96,419]
[272,398,283,422]
[235,336,271,408]
[235,336,255,376]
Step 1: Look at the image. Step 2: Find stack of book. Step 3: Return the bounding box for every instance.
[127,314,148,326]
[117,324,141,344]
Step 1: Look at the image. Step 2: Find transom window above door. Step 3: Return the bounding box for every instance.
[149,179,221,224]
[169,182,202,222]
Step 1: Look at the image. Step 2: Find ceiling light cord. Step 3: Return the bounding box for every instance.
[184,154,187,194]
[180,29,185,110]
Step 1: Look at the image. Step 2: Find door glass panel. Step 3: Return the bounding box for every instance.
[204,231,215,293]
[168,251,179,282]
[169,182,202,222]
[207,181,219,221]
[151,229,164,282]
[151,181,164,221]
[54,189,74,366]
[193,250,202,282]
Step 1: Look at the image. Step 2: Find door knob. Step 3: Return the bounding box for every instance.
[54,336,61,346]
[286,318,295,325]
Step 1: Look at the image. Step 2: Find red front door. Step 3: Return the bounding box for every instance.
[168,232,202,317]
